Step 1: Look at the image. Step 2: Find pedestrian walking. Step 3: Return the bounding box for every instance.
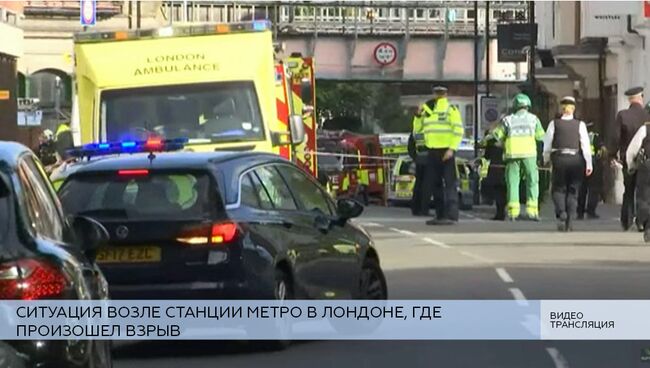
[412,85,464,225]
[543,96,593,231]
[609,87,650,230]
[492,93,545,221]
[577,123,604,219]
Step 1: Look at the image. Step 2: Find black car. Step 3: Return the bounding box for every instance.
[58,150,387,301]
[0,141,112,368]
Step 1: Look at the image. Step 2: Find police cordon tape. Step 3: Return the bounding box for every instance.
[2,300,648,340]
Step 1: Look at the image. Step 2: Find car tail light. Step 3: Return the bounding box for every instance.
[0,259,68,300]
[176,222,238,246]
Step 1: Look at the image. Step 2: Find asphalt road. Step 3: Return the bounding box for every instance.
[114,203,650,368]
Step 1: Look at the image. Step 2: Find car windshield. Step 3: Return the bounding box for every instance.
[100,81,265,143]
[59,172,218,221]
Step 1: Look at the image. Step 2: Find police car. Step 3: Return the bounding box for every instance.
[55,139,387,301]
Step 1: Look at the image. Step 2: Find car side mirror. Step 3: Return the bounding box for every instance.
[290,114,305,145]
[336,198,364,223]
[71,216,109,261]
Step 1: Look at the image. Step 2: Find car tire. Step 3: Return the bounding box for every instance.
[254,269,293,351]
[358,257,387,300]
[330,257,387,336]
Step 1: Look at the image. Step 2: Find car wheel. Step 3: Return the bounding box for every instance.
[274,268,294,300]
[254,269,293,351]
[359,257,387,300]
[329,257,387,336]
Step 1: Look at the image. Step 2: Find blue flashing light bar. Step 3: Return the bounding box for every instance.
[74,20,271,43]
[253,20,268,31]
[68,138,188,159]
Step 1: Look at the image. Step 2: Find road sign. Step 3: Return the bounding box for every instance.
[373,43,397,66]
[80,0,96,26]
[497,23,537,62]
[481,96,500,135]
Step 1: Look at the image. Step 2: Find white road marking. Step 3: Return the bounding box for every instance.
[458,250,493,264]
[545,347,570,368]
[495,267,514,283]
[508,287,529,306]
[422,237,452,249]
[388,228,416,236]
[360,222,382,227]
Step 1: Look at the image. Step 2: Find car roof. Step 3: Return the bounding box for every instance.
[0,141,32,168]
[67,151,283,173]
[63,151,293,205]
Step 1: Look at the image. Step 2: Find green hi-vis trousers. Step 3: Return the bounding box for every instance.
[505,157,539,219]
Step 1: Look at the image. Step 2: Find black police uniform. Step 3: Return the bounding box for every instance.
[483,136,507,220]
[550,118,585,229]
[610,87,650,230]
[411,99,441,217]
[37,141,57,166]
[577,131,604,219]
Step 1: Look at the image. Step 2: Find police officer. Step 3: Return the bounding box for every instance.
[577,123,604,219]
[36,129,57,167]
[410,93,435,216]
[481,121,507,220]
[625,120,650,241]
[412,86,464,225]
[493,94,545,221]
[54,121,74,162]
[610,86,650,230]
[543,96,593,231]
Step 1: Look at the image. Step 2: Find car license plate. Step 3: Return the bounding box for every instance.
[95,246,161,264]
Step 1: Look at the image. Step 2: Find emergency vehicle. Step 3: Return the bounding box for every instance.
[65,20,316,185]
[387,154,475,210]
[317,130,386,204]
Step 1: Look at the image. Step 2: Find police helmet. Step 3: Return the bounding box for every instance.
[512,93,532,109]
[42,129,54,141]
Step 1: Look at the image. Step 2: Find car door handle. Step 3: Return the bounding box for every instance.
[282,220,293,229]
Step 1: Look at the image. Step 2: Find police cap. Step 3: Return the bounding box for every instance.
[560,96,576,105]
[624,86,644,97]
[432,85,448,94]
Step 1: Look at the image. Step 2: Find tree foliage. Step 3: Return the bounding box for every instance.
[316,82,411,134]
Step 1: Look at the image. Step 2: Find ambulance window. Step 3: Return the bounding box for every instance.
[101,82,264,143]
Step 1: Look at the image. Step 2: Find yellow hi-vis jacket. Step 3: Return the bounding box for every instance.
[412,98,464,150]
[55,123,71,139]
[493,109,544,159]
